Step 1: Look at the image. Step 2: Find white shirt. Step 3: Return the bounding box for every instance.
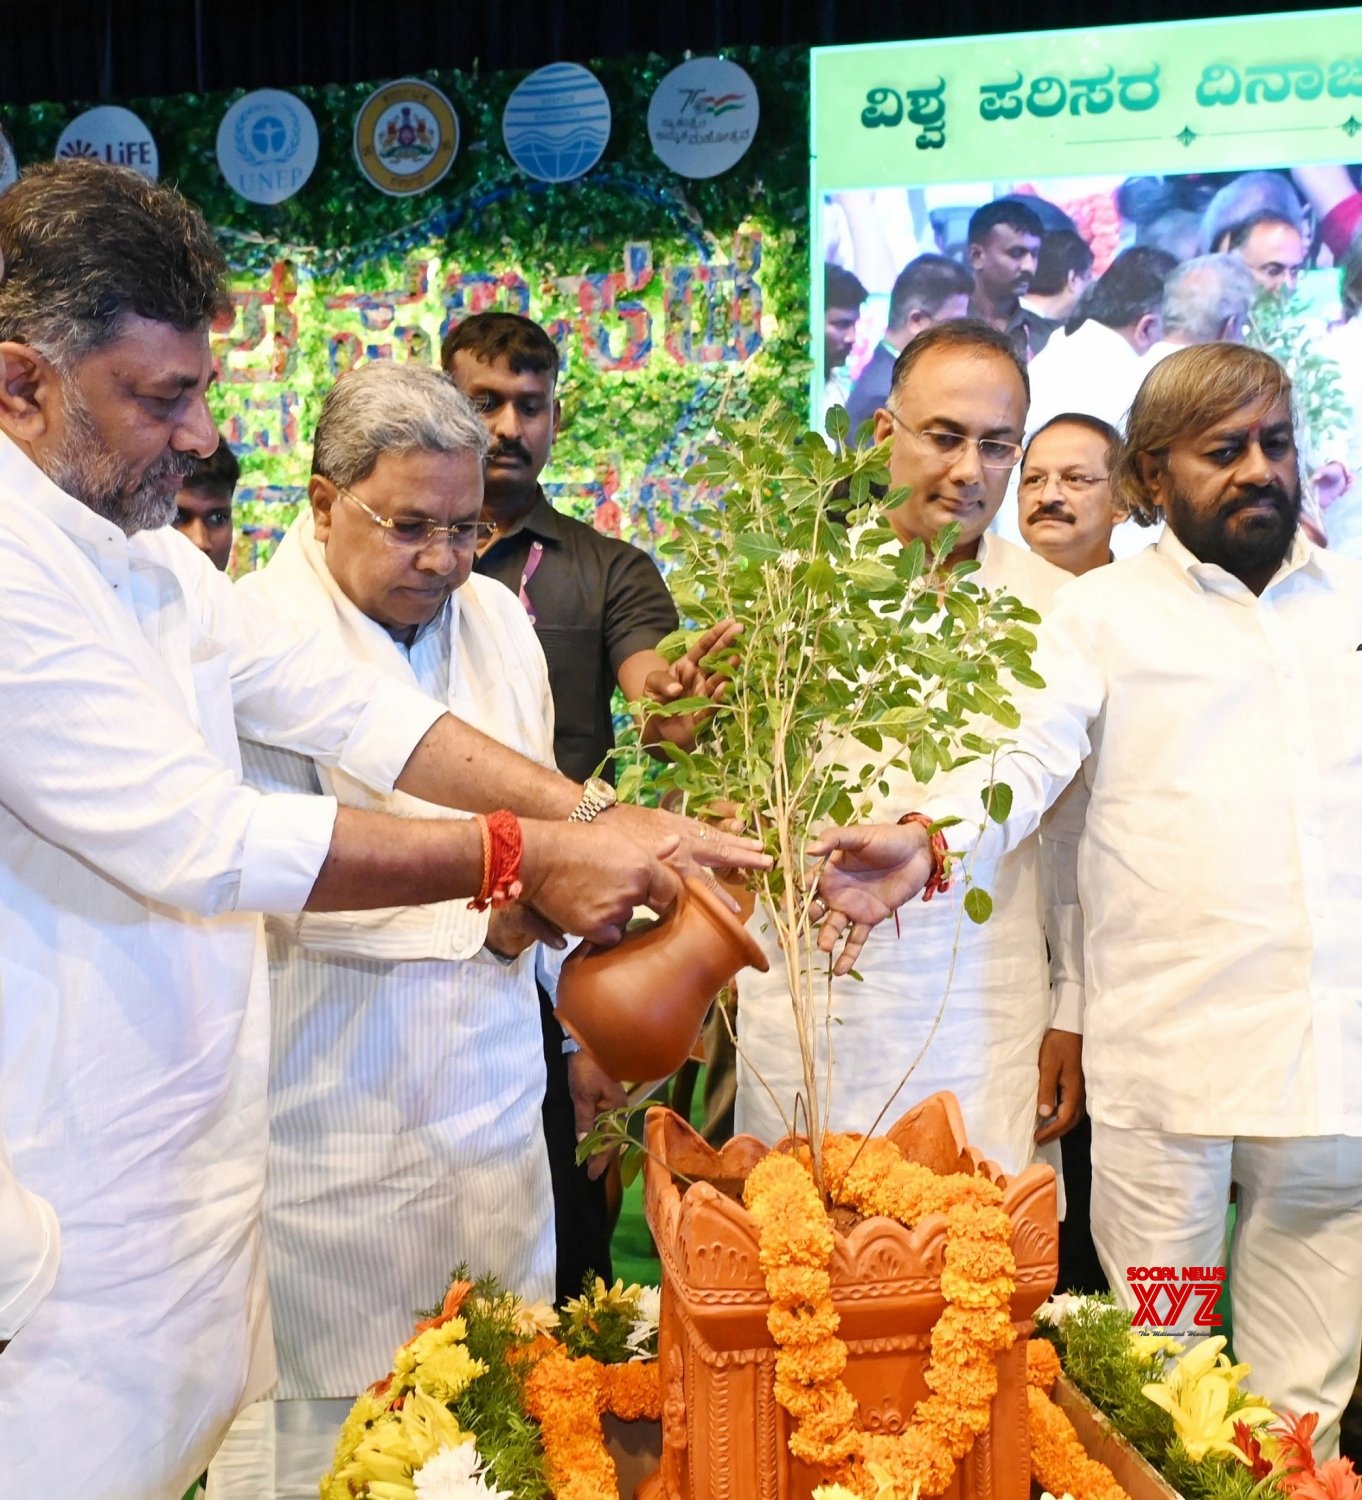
[736,534,1073,1173]
[928,527,1362,1138]
[1025,318,1145,439]
[237,516,559,1397]
[0,435,444,1500]
[0,1137,58,1342]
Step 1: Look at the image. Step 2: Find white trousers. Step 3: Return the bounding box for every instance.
[1089,1123,1362,1458]
[205,1396,352,1500]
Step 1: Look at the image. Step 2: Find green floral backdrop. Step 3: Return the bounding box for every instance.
[1,50,810,571]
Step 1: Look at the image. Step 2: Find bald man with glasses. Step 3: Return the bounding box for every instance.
[737,319,1084,1182]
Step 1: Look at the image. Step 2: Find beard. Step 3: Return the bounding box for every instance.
[41,385,196,537]
[1163,476,1302,581]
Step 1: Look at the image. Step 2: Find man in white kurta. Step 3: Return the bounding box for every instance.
[737,321,1077,1175]
[812,343,1362,1456]
[208,363,560,1496]
[0,161,746,1500]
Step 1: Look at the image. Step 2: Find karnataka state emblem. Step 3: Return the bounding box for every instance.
[354,79,459,196]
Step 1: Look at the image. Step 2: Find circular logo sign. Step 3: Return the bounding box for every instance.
[502,62,611,184]
[648,58,759,180]
[217,89,319,205]
[55,106,158,178]
[354,79,459,197]
[0,125,17,196]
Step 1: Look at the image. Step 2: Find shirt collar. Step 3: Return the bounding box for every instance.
[0,431,133,586]
[488,488,565,547]
[1155,523,1319,600]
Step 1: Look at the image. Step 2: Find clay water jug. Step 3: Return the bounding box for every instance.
[554,875,769,1082]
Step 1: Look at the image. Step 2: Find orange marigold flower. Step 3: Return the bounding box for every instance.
[1026,1338,1063,1393]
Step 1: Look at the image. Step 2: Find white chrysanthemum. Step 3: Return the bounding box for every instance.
[1034,1292,1099,1327]
[412,1441,511,1500]
[626,1284,661,1359]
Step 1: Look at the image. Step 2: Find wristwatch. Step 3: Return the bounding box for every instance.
[568,776,618,823]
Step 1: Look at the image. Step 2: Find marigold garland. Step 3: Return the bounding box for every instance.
[522,1338,662,1500]
[1028,1384,1132,1500]
[742,1132,1020,1499]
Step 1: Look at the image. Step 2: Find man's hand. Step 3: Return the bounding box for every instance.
[641,620,743,751]
[518,821,682,946]
[807,822,933,976]
[568,1050,629,1180]
[1312,460,1354,510]
[485,902,565,960]
[1035,1027,1085,1144]
[603,801,771,899]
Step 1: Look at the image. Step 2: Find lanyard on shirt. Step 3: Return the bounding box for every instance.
[519,540,544,624]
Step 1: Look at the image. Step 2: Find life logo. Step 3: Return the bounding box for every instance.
[217,90,319,206]
[648,58,759,180]
[1127,1266,1226,1329]
[55,106,158,178]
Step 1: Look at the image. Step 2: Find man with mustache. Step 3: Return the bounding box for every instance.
[812,342,1362,1457]
[737,320,1083,1182]
[443,311,736,1303]
[1018,413,1132,576]
[0,162,765,1500]
[965,198,1045,362]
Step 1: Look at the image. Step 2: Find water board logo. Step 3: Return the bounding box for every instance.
[0,124,17,195]
[647,58,758,179]
[217,90,319,205]
[55,106,158,178]
[354,80,459,197]
[502,62,611,184]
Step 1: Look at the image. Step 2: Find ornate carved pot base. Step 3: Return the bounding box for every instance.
[639,1091,1059,1500]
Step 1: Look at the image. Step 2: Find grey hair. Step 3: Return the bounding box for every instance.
[311,362,489,487]
[0,160,229,370]
[1160,254,1259,342]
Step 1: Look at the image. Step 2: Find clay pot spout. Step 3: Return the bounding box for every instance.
[554,876,769,1082]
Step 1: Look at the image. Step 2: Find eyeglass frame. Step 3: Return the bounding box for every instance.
[1017,469,1111,498]
[882,406,1024,470]
[336,486,497,549]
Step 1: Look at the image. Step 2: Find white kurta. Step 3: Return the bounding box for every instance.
[925,527,1362,1138]
[736,534,1071,1172]
[0,437,445,1500]
[236,516,558,1398]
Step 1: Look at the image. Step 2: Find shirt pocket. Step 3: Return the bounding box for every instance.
[190,646,243,783]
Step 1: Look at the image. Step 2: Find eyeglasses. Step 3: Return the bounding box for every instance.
[1018,471,1109,497]
[883,408,1022,470]
[338,488,496,549]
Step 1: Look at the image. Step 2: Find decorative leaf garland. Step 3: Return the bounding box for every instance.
[0,51,811,571]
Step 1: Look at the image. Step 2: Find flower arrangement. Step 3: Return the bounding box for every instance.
[739,1126,1019,1498]
[322,1273,661,1500]
[1036,1294,1362,1500]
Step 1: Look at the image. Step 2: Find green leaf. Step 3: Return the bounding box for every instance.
[964,887,994,924]
[909,737,938,785]
[981,781,1013,823]
[734,531,784,564]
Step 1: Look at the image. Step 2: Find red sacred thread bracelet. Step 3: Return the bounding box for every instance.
[897,812,952,902]
[471,811,525,910]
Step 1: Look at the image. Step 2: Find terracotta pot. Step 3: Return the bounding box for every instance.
[555,875,769,1082]
[638,1092,1059,1500]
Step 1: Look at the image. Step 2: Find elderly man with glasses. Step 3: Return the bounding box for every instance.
[737,319,1083,1181]
[207,361,604,1497]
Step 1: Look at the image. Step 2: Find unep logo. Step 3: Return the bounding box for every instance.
[218,90,319,205]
